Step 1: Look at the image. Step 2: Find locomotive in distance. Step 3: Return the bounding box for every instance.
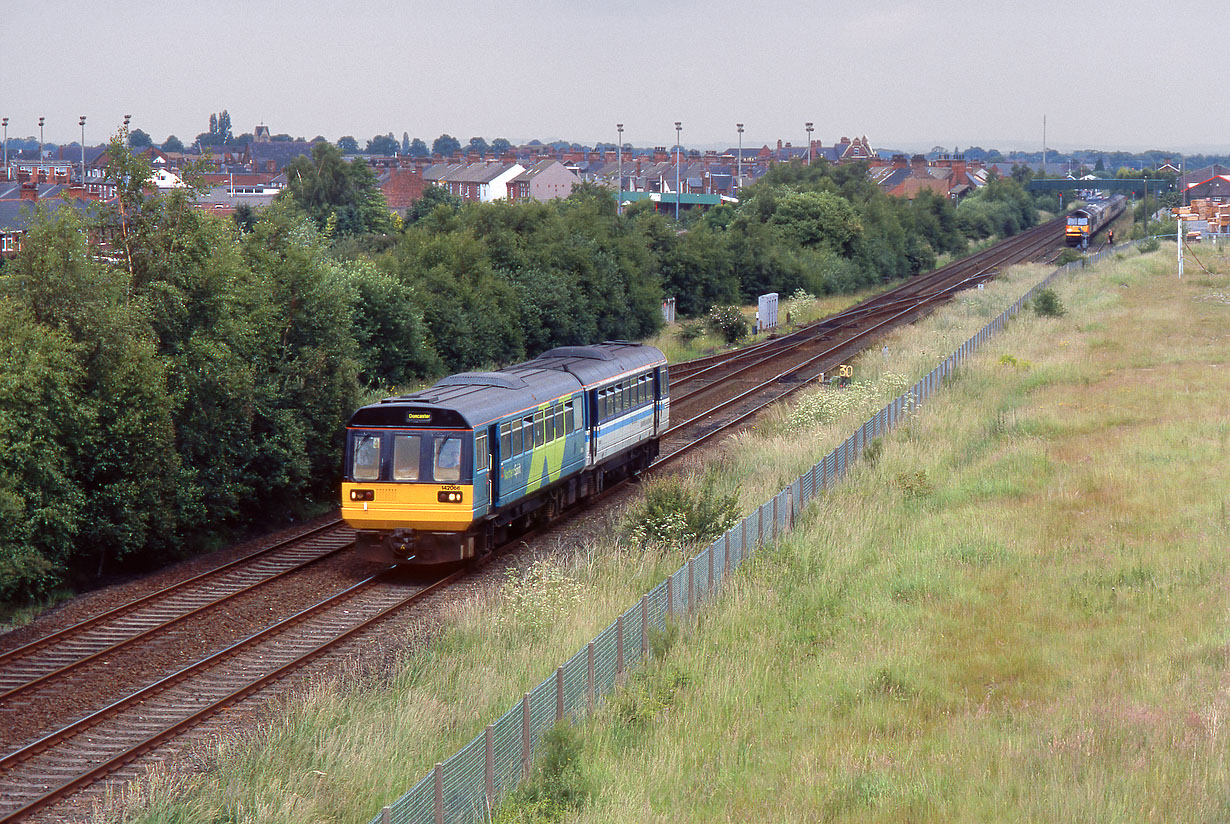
[1065,195,1126,247]
[341,342,670,565]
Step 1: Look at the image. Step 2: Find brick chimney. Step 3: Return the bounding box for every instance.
[19,182,38,202]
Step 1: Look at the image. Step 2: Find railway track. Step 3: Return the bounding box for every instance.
[0,220,1065,822]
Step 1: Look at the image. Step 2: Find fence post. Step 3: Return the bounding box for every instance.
[434,763,444,824]
[556,666,564,722]
[707,546,714,595]
[724,533,731,581]
[586,642,595,710]
[521,694,531,778]
[616,614,624,677]
[382,807,392,824]
[787,486,794,530]
[642,594,649,656]
[485,724,495,813]
[688,558,695,613]
[666,574,673,617]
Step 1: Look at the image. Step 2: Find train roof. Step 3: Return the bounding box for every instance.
[348,342,667,429]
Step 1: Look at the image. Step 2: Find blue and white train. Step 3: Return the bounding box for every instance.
[341,343,670,565]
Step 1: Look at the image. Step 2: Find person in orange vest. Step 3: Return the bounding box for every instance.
[1108,228,1114,246]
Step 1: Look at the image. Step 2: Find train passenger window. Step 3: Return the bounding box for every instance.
[534,410,545,446]
[512,420,523,455]
[621,384,630,412]
[352,432,382,481]
[434,436,462,482]
[475,432,489,472]
[393,434,422,481]
[565,399,575,432]
[525,414,536,449]
[500,422,511,459]
[554,405,564,438]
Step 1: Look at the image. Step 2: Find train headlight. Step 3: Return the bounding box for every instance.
[350,489,374,501]
[437,491,464,503]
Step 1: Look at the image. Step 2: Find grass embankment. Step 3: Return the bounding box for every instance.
[119,247,1228,823]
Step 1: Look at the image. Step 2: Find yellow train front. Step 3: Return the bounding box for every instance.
[342,406,484,565]
[342,342,670,566]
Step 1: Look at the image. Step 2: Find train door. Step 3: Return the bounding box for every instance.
[473,428,491,515]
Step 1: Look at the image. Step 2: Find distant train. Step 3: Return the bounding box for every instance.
[1065,195,1127,247]
[341,343,669,566]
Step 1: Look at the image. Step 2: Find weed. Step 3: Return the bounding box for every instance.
[1056,248,1084,265]
[863,437,884,466]
[498,560,584,638]
[1138,237,1160,253]
[894,469,934,498]
[785,288,816,324]
[998,353,1032,370]
[609,660,689,731]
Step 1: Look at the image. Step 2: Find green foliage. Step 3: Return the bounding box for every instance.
[622,476,739,550]
[706,305,748,344]
[432,134,461,156]
[998,354,1033,370]
[677,319,706,344]
[894,469,934,498]
[1055,248,1084,265]
[496,721,592,823]
[956,177,1038,240]
[280,141,393,236]
[1138,237,1160,253]
[1031,288,1066,317]
[365,133,399,155]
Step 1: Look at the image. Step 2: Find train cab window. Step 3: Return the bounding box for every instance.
[393,434,422,481]
[598,389,608,421]
[565,399,575,432]
[434,436,462,482]
[475,432,489,472]
[660,368,669,397]
[352,432,382,481]
[500,422,511,459]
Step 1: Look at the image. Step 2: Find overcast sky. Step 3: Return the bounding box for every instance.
[5,0,1226,155]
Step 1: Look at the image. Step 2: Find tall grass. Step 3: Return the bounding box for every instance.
[116,246,1229,823]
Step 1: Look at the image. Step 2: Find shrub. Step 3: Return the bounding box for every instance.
[1031,288,1066,318]
[1138,237,1160,253]
[623,476,739,550]
[706,305,749,344]
[496,720,591,823]
[677,319,706,344]
[1055,248,1083,265]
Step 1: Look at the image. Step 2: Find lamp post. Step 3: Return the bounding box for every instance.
[805,122,814,165]
[616,123,623,214]
[2,117,7,176]
[674,121,681,221]
[79,115,86,184]
[123,114,131,141]
[38,116,45,162]
[736,123,743,196]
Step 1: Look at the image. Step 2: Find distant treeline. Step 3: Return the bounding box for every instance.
[0,139,1037,603]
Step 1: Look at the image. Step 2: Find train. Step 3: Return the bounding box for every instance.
[1065,195,1126,247]
[341,342,670,565]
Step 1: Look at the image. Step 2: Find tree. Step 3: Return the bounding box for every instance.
[366,133,399,155]
[433,134,461,156]
[161,135,185,153]
[491,137,512,155]
[128,129,153,149]
[336,135,359,153]
[280,141,394,235]
[402,132,410,154]
[468,136,489,156]
[405,185,462,225]
[196,110,233,148]
[408,138,429,157]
